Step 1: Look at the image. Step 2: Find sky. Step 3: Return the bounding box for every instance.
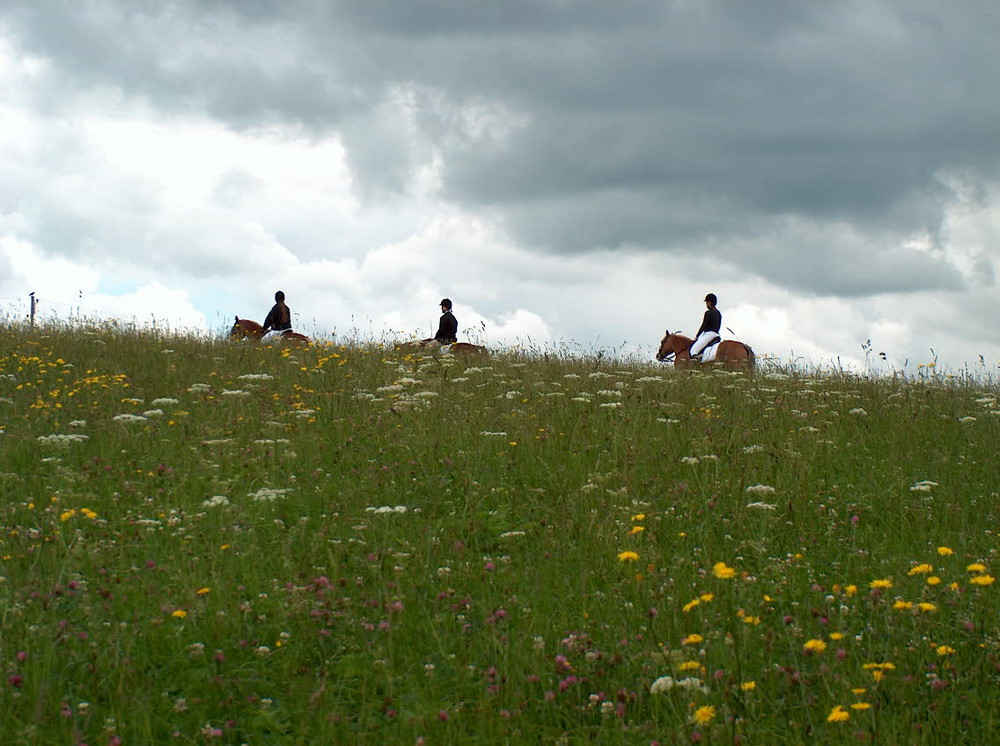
[1,1,999,373]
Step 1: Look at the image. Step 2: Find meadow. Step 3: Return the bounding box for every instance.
[0,322,998,744]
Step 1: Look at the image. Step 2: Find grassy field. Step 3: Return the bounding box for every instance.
[0,322,998,744]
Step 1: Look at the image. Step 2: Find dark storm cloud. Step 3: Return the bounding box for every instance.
[4,0,999,296]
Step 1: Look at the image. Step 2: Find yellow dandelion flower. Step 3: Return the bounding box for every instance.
[851,688,867,695]
[966,563,987,573]
[197,587,211,595]
[678,661,701,672]
[870,578,892,589]
[926,576,941,586]
[917,602,937,612]
[712,562,737,579]
[740,681,756,691]
[629,526,645,535]
[937,546,953,556]
[862,662,895,671]
[741,615,761,625]
[699,593,714,602]
[631,513,646,521]
[171,609,188,619]
[871,670,884,682]
[617,551,639,562]
[935,645,955,656]
[803,638,827,653]
[844,585,858,596]
[850,702,871,710]
[827,705,850,723]
[970,574,995,586]
[693,705,715,726]
[892,600,913,610]
[908,563,933,575]
[682,599,701,613]
[829,632,844,641]
[682,634,704,646]
[948,581,960,591]
[80,508,98,520]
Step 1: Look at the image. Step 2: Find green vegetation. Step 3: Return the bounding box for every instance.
[0,322,998,744]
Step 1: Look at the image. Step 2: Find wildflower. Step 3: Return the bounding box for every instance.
[910,481,938,492]
[678,661,701,672]
[631,513,646,521]
[869,578,892,590]
[745,484,775,494]
[171,609,187,619]
[829,632,844,641]
[848,408,867,416]
[746,501,777,510]
[937,546,954,556]
[966,563,987,573]
[827,705,850,723]
[649,676,708,695]
[917,602,937,612]
[908,563,933,575]
[926,576,941,586]
[850,702,871,710]
[617,551,639,562]
[113,413,147,423]
[629,526,645,535]
[935,645,955,656]
[682,634,704,646]
[682,599,700,613]
[892,600,913,611]
[712,562,736,579]
[803,639,827,654]
[699,593,714,603]
[970,574,995,586]
[197,588,210,595]
[740,681,756,691]
[692,705,715,726]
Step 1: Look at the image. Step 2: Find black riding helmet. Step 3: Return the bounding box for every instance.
[704,293,717,304]
[440,298,453,310]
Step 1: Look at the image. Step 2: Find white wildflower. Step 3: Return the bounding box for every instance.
[249,487,292,502]
[848,408,868,416]
[113,413,148,423]
[909,480,938,492]
[37,433,90,446]
[203,495,230,507]
[238,373,274,382]
[745,484,776,494]
[600,401,622,408]
[680,456,700,465]
[187,383,211,393]
[142,409,164,418]
[480,431,509,437]
[221,389,250,398]
[151,398,180,406]
[746,502,778,510]
[742,444,765,454]
[958,416,977,423]
[650,676,708,695]
[68,420,87,428]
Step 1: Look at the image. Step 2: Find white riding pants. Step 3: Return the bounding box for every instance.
[690,331,720,356]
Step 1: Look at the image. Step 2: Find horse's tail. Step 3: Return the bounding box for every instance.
[743,344,755,368]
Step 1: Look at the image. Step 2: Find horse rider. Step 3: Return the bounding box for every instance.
[261,290,292,342]
[689,293,722,361]
[433,298,458,345]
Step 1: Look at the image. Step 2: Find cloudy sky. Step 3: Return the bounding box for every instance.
[2,1,999,372]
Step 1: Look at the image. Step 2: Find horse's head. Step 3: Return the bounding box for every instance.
[231,317,264,340]
[656,330,675,361]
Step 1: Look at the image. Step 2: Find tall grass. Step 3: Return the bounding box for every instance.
[0,321,998,744]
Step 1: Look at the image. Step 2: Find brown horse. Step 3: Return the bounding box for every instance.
[231,317,310,345]
[656,330,754,366]
[396,339,488,356]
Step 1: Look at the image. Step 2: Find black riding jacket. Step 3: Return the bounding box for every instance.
[263,302,292,332]
[696,307,722,337]
[434,310,458,344]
